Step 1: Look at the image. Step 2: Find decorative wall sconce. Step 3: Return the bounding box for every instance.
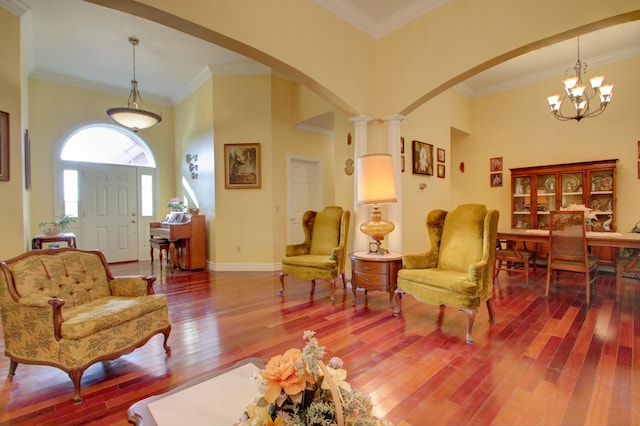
[186,154,198,180]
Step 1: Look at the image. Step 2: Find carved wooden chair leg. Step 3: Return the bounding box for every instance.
[8,359,18,376]
[311,279,317,295]
[486,298,496,323]
[392,290,403,316]
[329,278,336,304]
[69,369,84,405]
[458,307,477,345]
[162,327,172,353]
[341,273,347,289]
[278,272,286,296]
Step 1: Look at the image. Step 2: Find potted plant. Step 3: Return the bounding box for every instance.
[39,214,77,236]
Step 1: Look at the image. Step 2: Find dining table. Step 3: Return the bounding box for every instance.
[497,228,640,300]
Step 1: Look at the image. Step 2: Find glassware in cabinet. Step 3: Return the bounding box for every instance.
[512,176,531,228]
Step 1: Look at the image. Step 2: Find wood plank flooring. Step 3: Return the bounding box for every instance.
[0,262,638,425]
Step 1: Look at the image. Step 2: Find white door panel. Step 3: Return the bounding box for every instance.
[287,158,321,244]
[82,164,138,262]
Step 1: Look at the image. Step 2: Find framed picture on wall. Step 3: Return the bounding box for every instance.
[490,157,503,172]
[0,111,9,182]
[412,140,433,175]
[437,148,445,163]
[437,164,445,178]
[224,143,262,189]
[490,172,503,187]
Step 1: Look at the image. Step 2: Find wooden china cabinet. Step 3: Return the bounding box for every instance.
[509,159,618,263]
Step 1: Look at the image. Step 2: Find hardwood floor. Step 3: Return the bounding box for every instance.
[0,261,638,425]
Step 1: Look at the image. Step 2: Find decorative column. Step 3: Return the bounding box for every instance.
[350,115,373,253]
[382,115,404,254]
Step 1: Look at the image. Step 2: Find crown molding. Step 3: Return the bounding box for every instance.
[29,69,172,106]
[0,0,29,16]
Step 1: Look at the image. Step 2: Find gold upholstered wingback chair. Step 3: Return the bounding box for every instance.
[394,204,499,344]
[279,206,350,303]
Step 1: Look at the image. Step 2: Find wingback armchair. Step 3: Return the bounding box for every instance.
[394,204,499,344]
[279,206,350,303]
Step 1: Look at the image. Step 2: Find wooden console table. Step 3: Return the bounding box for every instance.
[31,233,77,250]
[350,251,402,307]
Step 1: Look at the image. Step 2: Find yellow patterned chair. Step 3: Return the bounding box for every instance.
[279,206,350,303]
[394,204,499,344]
[0,248,171,404]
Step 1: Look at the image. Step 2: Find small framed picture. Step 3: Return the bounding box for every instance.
[490,157,503,172]
[224,143,261,189]
[412,140,433,176]
[0,111,9,182]
[490,173,503,187]
[437,148,445,163]
[437,164,445,178]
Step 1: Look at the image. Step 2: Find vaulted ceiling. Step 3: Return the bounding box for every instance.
[5,0,640,107]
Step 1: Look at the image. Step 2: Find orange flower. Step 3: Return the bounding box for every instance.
[260,348,308,403]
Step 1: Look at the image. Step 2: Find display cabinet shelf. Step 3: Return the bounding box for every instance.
[509,159,618,264]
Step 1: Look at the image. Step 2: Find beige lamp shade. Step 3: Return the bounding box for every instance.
[356,154,397,205]
[356,153,397,254]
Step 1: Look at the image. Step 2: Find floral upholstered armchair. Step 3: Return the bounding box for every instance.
[394,204,499,344]
[279,206,350,303]
[0,248,171,404]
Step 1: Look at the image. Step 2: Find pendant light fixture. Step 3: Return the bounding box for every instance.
[546,37,614,122]
[107,37,162,131]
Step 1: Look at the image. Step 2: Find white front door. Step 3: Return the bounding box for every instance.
[287,157,321,244]
[81,164,138,262]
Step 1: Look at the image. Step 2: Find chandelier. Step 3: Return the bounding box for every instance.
[546,37,613,122]
[107,37,162,131]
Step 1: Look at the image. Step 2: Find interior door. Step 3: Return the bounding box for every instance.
[287,157,321,244]
[81,164,138,262]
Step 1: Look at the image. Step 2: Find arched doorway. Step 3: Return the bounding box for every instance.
[58,123,157,262]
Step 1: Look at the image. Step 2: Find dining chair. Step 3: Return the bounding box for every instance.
[546,210,598,304]
[493,239,537,285]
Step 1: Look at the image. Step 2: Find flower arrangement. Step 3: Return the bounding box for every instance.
[237,331,393,426]
[167,197,186,212]
[39,214,77,236]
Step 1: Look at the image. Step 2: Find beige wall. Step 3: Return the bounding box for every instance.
[0,8,25,259]
[452,57,640,232]
[27,79,175,247]
[174,77,215,260]
[2,1,639,265]
[109,0,638,117]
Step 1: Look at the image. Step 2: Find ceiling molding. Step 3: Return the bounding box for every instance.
[314,0,449,38]
[29,69,172,106]
[0,0,29,16]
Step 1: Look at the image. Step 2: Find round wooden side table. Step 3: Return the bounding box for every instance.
[350,251,402,307]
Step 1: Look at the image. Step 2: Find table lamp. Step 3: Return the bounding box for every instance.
[356,153,397,254]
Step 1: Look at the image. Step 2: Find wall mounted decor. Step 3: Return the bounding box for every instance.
[437,164,445,178]
[400,137,404,153]
[490,157,503,172]
[0,111,9,182]
[186,154,198,179]
[412,140,433,176]
[24,129,31,190]
[224,143,261,189]
[437,148,445,163]
[491,173,503,187]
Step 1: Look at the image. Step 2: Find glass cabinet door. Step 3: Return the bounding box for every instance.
[535,173,556,229]
[512,176,531,228]
[589,169,614,231]
[561,172,584,208]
